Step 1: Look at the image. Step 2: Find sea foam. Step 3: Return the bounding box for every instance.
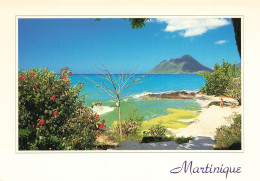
[92,106,115,115]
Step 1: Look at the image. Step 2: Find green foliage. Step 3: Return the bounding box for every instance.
[126,108,144,123]
[173,136,193,144]
[114,108,143,137]
[147,123,167,137]
[18,68,104,150]
[95,18,150,29]
[126,18,150,29]
[226,77,241,105]
[214,114,241,149]
[198,59,241,97]
[114,120,141,137]
[141,135,193,144]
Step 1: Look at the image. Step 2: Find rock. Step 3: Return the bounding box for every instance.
[141,141,186,150]
[142,91,197,100]
[113,141,144,150]
[60,67,72,74]
[111,136,215,150]
[180,136,215,150]
[207,101,238,107]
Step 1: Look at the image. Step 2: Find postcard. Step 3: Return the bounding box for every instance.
[0,0,259,181]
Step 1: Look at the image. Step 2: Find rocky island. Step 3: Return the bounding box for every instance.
[147,55,213,74]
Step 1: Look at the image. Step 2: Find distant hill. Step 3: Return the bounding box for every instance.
[147,55,213,74]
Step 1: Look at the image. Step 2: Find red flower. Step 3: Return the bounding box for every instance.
[96,114,100,119]
[80,83,83,87]
[30,73,34,77]
[99,122,104,129]
[99,102,102,106]
[80,102,82,105]
[38,120,44,126]
[52,95,55,100]
[63,74,68,79]
[67,80,71,85]
[19,75,25,80]
[54,110,58,116]
[36,87,39,91]
[96,131,100,138]
[69,72,73,76]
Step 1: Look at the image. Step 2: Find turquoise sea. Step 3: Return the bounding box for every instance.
[70,74,205,126]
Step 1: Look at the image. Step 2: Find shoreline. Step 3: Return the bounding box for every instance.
[92,90,241,139]
[168,93,241,138]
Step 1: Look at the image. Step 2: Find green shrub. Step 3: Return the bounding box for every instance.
[141,135,193,144]
[198,59,241,99]
[18,68,104,150]
[226,77,241,105]
[174,136,193,144]
[214,114,241,149]
[148,123,166,137]
[114,120,141,136]
[114,108,143,137]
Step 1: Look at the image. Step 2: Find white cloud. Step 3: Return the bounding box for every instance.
[155,18,230,37]
[215,40,228,45]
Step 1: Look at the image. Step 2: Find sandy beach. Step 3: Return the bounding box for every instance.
[169,93,241,138]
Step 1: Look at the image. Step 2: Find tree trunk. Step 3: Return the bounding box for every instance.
[117,98,123,140]
[232,18,241,58]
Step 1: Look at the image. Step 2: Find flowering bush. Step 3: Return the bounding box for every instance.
[18,68,104,150]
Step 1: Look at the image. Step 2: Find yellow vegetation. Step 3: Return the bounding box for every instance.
[111,108,198,132]
[141,109,198,131]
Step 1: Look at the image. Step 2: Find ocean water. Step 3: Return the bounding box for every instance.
[70,74,205,126]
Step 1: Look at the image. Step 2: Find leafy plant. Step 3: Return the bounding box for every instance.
[226,77,241,105]
[147,123,167,137]
[198,59,241,103]
[141,135,193,144]
[174,136,193,144]
[18,68,104,150]
[114,108,143,137]
[214,114,241,149]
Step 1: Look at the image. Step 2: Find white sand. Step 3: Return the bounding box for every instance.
[169,94,241,138]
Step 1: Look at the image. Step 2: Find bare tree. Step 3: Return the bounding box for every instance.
[82,65,146,140]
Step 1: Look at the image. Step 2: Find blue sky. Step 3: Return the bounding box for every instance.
[18,18,240,74]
